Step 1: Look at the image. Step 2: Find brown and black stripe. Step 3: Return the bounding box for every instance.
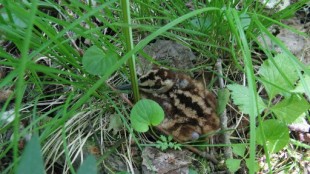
[138,67,220,142]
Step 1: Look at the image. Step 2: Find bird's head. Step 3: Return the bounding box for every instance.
[138,68,176,94]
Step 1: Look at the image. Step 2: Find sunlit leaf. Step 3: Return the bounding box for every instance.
[226,158,241,173]
[291,74,310,95]
[227,84,266,116]
[245,159,259,172]
[232,144,246,157]
[259,54,299,98]
[256,119,289,153]
[271,95,310,124]
[130,99,164,132]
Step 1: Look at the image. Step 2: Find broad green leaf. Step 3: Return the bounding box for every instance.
[17,135,45,174]
[259,54,299,98]
[217,88,230,115]
[82,46,119,76]
[271,95,310,124]
[227,84,266,116]
[226,158,241,173]
[291,74,310,94]
[232,144,246,157]
[256,119,289,153]
[130,99,164,132]
[77,155,97,174]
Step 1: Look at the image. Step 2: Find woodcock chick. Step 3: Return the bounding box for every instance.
[121,67,220,142]
[137,67,220,142]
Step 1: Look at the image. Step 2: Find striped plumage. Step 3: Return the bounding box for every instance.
[138,67,220,142]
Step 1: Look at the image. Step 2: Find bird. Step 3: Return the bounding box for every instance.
[137,67,220,142]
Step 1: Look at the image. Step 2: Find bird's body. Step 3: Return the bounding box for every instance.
[138,67,220,142]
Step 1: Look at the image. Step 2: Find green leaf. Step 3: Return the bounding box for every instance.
[1,13,27,28]
[256,119,289,153]
[17,135,45,174]
[77,155,97,174]
[167,135,173,141]
[291,74,310,94]
[190,17,211,30]
[227,84,266,116]
[245,158,259,172]
[217,88,230,115]
[159,135,167,142]
[189,168,199,174]
[226,158,241,173]
[271,95,310,124]
[82,46,119,76]
[259,54,299,98]
[232,144,246,157]
[130,99,164,132]
[239,12,251,30]
[107,114,122,135]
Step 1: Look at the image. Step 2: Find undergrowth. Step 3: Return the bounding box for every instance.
[0,0,309,173]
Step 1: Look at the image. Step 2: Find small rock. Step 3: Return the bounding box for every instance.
[0,89,13,103]
[138,40,195,74]
[141,147,192,174]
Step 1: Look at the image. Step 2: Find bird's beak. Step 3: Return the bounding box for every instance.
[116,83,132,90]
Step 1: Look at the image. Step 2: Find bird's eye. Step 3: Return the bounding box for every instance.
[177,79,189,89]
[191,132,200,140]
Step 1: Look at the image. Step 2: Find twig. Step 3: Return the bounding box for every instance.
[106,82,133,106]
[216,59,233,159]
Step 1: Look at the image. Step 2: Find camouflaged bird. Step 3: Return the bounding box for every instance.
[138,67,220,142]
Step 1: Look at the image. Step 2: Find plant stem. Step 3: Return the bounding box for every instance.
[121,0,140,102]
[216,59,233,159]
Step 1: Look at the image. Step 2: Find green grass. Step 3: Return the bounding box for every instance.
[0,0,309,173]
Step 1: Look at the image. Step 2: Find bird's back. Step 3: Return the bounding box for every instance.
[138,68,220,142]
